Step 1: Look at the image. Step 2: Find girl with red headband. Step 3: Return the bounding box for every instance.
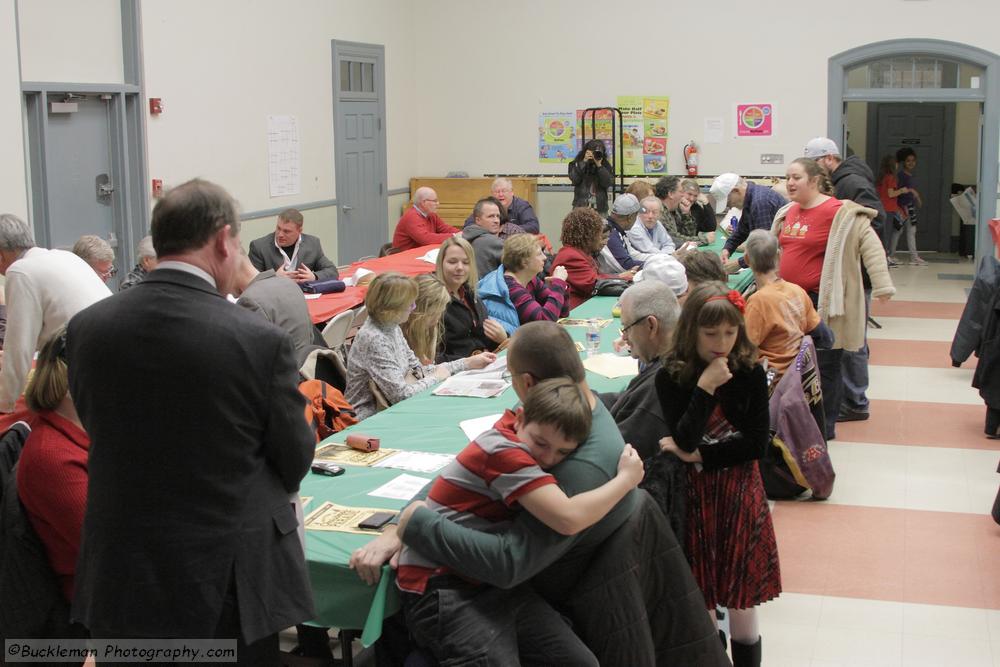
[655,281,779,667]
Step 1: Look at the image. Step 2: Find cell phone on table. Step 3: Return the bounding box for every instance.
[358,511,396,531]
[311,461,345,477]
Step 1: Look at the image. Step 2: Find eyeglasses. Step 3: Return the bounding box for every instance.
[98,266,118,280]
[620,314,651,335]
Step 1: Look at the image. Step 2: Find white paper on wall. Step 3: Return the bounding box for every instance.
[267,115,301,197]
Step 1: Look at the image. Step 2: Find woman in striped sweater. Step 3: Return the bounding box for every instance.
[479,234,570,334]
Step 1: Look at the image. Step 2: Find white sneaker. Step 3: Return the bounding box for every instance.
[910,256,928,266]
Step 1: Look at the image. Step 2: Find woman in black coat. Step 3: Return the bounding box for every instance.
[434,236,506,362]
[569,139,613,214]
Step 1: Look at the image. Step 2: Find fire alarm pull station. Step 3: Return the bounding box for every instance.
[152,179,164,198]
[149,98,163,115]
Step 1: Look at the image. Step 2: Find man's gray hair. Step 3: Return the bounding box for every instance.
[0,214,36,252]
[136,235,156,260]
[745,228,779,273]
[413,187,436,206]
[491,177,513,191]
[72,235,115,264]
[621,280,680,334]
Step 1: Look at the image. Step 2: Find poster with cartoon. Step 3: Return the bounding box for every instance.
[618,96,669,174]
[538,112,576,163]
[736,103,773,137]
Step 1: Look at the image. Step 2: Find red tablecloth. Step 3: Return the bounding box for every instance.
[306,245,439,323]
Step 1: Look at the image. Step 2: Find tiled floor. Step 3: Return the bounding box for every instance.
[763,259,1000,666]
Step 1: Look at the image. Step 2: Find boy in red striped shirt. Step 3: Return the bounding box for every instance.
[395,377,642,664]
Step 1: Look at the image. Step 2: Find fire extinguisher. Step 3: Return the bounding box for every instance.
[683,140,699,176]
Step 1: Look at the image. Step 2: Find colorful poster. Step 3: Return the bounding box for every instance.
[538,112,576,163]
[736,103,773,137]
[617,96,669,175]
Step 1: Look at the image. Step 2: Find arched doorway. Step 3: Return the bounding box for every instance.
[828,39,1000,264]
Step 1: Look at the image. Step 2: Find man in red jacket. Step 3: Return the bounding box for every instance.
[392,187,457,250]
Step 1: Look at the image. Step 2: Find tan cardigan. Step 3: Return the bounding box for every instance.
[771,199,895,352]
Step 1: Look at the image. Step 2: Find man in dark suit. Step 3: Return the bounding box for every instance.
[248,208,339,282]
[67,179,315,664]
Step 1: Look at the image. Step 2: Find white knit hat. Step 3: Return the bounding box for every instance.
[635,254,688,296]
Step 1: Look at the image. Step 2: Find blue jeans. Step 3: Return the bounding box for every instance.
[840,289,872,413]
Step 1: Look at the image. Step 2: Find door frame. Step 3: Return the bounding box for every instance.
[828,39,1000,265]
[863,101,956,253]
[22,84,147,266]
[331,40,388,263]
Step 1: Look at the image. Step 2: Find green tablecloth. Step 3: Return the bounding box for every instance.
[302,297,628,644]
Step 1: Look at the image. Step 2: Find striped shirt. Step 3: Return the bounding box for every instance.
[396,410,556,594]
[504,275,569,324]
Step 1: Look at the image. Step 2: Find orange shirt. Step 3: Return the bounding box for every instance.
[745,279,821,375]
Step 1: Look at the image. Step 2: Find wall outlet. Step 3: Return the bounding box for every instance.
[760,153,784,165]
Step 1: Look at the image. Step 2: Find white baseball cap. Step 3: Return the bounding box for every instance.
[709,173,740,214]
[803,137,840,159]
[635,254,688,296]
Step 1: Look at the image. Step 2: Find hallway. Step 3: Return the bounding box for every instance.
[763,258,1000,666]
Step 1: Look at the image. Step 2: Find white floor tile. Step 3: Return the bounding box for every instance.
[812,625,902,666]
[759,592,824,628]
[867,316,960,342]
[867,365,980,405]
[902,602,991,640]
[987,610,1000,642]
[901,635,993,667]
[765,622,817,665]
[820,596,904,634]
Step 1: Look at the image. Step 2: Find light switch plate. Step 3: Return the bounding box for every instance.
[760,153,784,165]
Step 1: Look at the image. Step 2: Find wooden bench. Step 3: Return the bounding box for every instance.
[408,177,537,229]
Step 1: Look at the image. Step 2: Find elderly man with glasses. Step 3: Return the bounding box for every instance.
[597,279,686,539]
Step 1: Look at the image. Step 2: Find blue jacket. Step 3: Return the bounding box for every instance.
[477,265,520,335]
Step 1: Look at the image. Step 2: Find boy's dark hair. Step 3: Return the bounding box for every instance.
[508,322,586,383]
[895,147,916,163]
[679,250,726,285]
[522,377,592,445]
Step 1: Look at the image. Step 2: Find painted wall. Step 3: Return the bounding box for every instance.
[141,0,419,263]
[0,0,26,219]
[18,0,123,83]
[412,0,1000,182]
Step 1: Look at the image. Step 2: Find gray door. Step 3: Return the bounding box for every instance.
[44,95,119,257]
[874,103,950,252]
[337,100,382,261]
[332,42,388,263]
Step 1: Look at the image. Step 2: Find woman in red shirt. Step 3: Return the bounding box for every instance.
[16,329,89,605]
[552,207,633,309]
[774,158,894,438]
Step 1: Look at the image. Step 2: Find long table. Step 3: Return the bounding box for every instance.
[306,245,439,324]
[301,297,629,645]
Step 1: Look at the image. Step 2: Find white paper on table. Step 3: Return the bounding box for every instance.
[373,451,455,474]
[418,248,440,264]
[368,473,432,501]
[454,356,507,379]
[343,267,374,287]
[432,377,510,398]
[582,353,639,379]
[303,293,322,300]
[459,413,504,442]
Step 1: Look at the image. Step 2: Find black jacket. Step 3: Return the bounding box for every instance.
[972,279,1000,408]
[565,490,731,667]
[691,200,717,233]
[569,160,613,214]
[437,287,497,362]
[832,156,886,233]
[67,269,315,642]
[656,363,770,471]
[951,255,1000,368]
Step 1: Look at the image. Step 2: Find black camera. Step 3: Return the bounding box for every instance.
[592,149,605,161]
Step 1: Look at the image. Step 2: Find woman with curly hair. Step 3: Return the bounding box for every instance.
[552,207,632,308]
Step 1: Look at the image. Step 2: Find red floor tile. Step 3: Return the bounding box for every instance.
[870,300,965,319]
[869,339,977,369]
[835,399,999,450]
[772,503,1000,609]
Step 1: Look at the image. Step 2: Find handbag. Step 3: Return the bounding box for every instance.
[593,278,629,297]
[301,278,346,294]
